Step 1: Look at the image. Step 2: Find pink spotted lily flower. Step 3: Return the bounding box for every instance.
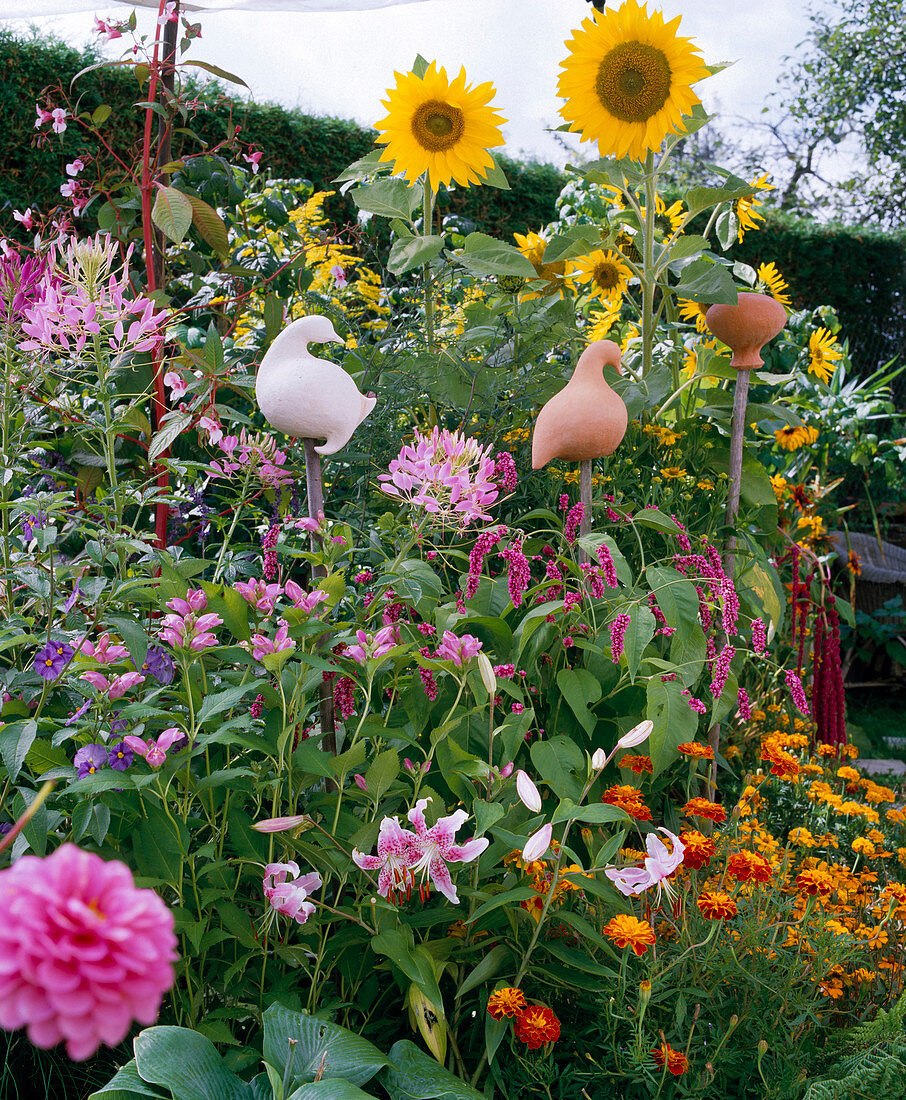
[406,797,489,904]
[262,862,322,925]
[378,426,499,528]
[352,815,418,904]
[605,827,685,903]
[123,727,183,768]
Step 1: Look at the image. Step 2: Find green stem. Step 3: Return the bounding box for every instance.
[641,150,657,380]
[422,176,435,355]
[212,463,255,582]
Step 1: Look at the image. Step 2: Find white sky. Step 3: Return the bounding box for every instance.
[0,0,814,168]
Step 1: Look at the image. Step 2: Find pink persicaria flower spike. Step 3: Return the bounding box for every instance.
[605,828,685,903]
[123,727,183,768]
[378,426,499,529]
[0,844,177,1061]
[234,578,283,614]
[435,630,483,668]
[352,815,418,904]
[283,582,328,614]
[262,862,322,925]
[406,797,489,905]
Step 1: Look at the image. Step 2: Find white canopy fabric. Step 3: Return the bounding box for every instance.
[0,0,438,13]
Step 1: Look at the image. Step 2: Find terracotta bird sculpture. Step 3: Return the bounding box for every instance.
[255,314,376,455]
[531,339,628,468]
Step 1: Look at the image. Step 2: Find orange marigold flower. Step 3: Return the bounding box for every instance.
[603,914,656,956]
[816,743,840,758]
[788,827,818,847]
[837,766,860,782]
[795,868,834,896]
[726,850,772,883]
[486,987,527,1020]
[651,1043,689,1076]
[514,1004,561,1048]
[617,754,653,774]
[682,797,726,823]
[760,740,799,779]
[602,784,653,821]
[680,830,715,870]
[677,742,714,759]
[697,890,738,919]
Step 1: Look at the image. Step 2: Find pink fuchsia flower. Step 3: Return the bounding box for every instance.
[123,727,182,768]
[163,370,188,398]
[79,670,145,701]
[330,263,347,287]
[243,150,263,173]
[406,797,489,904]
[352,815,418,903]
[0,844,177,1060]
[234,578,283,615]
[75,633,130,664]
[523,822,553,863]
[605,828,685,902]
[262,862,322,925]
[241,620,295,667]
[35,105,52,129]
[283,582,328,614]
[94,16,123,40]
[435,630,482,667]
[65,159,85,178]
[378,426,499,528]
[346,625,400,665]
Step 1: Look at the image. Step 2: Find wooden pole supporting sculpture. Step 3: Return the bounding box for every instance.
[532,339,628,565]
[255,315,377,758]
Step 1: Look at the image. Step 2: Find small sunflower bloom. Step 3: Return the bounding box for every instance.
[774,425,819,452]
[734,173,774,241]
[375,62,506,191]
[757,261,791,307]
[807,327,843,384]
[574,249,632,302]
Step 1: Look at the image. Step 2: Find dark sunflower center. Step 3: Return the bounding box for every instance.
[655,213,672,236]
[595,40,672,123]
[593,262,621,291]
[411,100,465,151]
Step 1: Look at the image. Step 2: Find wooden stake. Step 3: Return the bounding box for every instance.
[304,438,336,755]
[578,458,593,565]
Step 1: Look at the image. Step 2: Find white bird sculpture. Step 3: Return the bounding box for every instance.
[255,314,377,456]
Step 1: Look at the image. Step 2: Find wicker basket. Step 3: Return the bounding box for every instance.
[828,530,906,617]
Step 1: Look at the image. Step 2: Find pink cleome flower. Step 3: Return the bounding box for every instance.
[0,844,177,1060]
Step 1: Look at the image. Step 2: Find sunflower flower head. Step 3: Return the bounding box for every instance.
[558,0,708,162]
[734,173,774,241]
[574,249,632,302]
[757,261,791,307]
[774,425,819,452]
[807,327,843,384]
[375,61,506,191]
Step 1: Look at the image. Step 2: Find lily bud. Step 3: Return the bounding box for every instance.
[516,769,542,812]
[522,822,552,862]
[499,762,514,779]
[615,719,653,750]
[252,814,312,833]
[591,747,607,770]
[477,651,497,696]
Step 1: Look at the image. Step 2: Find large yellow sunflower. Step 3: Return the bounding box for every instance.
[677,297,710,333]
[735,173,774,241]
[808,327,843,384]
[513,230,570,297]
[558,0,708,162]
[374,62,506,191]
[774,425,819,452]
[574,249,632,301]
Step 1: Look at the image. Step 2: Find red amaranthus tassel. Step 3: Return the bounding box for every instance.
[812,594,846,745]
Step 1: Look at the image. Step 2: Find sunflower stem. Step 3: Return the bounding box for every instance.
[422,175,435,355]
[641,150,657,381]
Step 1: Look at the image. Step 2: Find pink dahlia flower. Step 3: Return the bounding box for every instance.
[0,844,177,1060]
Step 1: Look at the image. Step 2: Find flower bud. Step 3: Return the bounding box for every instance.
[499,762,514,779]
[477,651,497,696]
[516,769,542,812]
[591,747,606,770]
[757,1039,768,1056]
[252,814,312,834]
[353,774,368,791]
[522,823,552,863]
[638,980,652,1008]
[616,719,653,750]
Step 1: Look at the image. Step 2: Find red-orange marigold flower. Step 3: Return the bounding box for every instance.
[486,987,528,1019]
[677,742,714,759]
[680,830,715,870]
[617,754,653,774]
[697,890,738,919]
[682,797,726,823]
[726,849,772,883]
[602,784,653,821]
[603,914,656,956]
[514,1004,561,1048]
[651,1043,689,1076]
[795,868,834,896]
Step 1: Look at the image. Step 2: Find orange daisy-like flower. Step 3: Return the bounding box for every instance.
[651,1043,689,1076]
[677,742,714,759]
[726,850,772,884]
[680,830,715,870]
[760,739,799,780]
[847,550,862,577]
[486,987,528,1020]
[816,743,841,758]
[795,868,835,896]
[602,784,653,821]
[514,1004,561,1049]
[682,797,726,823]
[617,753,653,774]
[603,914,656,956]
[697,890,738,920]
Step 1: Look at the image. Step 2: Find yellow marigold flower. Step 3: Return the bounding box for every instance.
[734,173,774,242]
[757,261,791,307]
[678,297,710,333]
[659,466,687,480]
[603,914,656,956]
[774,425,819,451]
[678,742,714,759]
[837,766,861,782]
[574,249,632,302]
[788,827,818,847]
[852,837,875,856]
[697,477,714,491]
[807,327,843,385]
[557,0,708,162]
[375,61,506,191]
[486,987,527,1019]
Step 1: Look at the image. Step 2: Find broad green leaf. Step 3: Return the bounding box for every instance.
[0,719,36,781]
[182,59,249,86]
[107,615,149,671]
[388,235,444,275]
[381,1039,484,1100]
[662,234,710,264]
[576,534,632,586]
[647,676,698,777]
[88,1059,167,1100]
[668,621,707,688]
[457,945,512,998]
[351,179,419,221]
[133,1026,253,1100]
[466,887,537,925]
[454,233,536,278]
[185,192,229,259]
[646,566,699,631]
[555,668,602,735]
[151,185,193,245]
[197,681,265,727]
[683,180,757,219]
[287,1083,375,1100]
[551,800,629,826]
[263,1003,387,1089]
[149,411,193,462]
[630,508,681,535]
[472,798,504,837]
[370,930,443,1011]
[541,225,602,264]
[674,257,738,304]
[363,748,399,801]
[479,151,510,190]
[530,736,585,801]
[622,605,655,681]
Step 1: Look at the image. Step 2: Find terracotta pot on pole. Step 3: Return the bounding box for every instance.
[532,339,628,561]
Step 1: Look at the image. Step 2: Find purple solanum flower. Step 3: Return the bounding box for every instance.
[73,743,107,778]
[20,512,48,542]
[106,741,133,771]
[140,645,175,685]
[34,640,73,681]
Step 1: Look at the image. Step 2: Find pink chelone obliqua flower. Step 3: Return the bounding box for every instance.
[0,844,177,1060]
